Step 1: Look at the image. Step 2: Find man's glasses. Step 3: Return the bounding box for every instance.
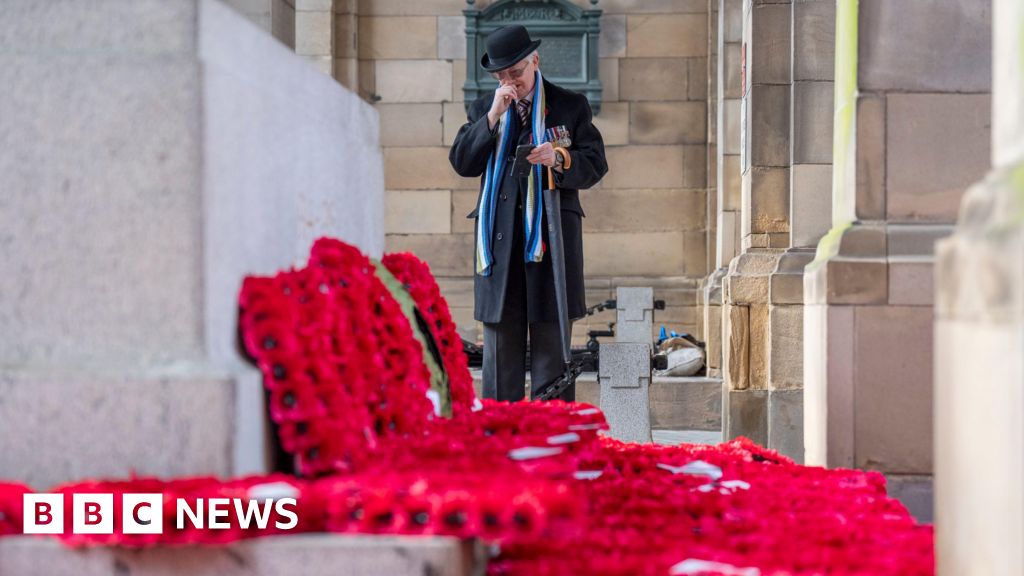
[491,61,532,82]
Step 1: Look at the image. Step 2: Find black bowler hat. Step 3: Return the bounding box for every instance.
[480,25,542,72]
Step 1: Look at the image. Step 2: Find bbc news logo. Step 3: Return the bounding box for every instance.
[23,494,298,534]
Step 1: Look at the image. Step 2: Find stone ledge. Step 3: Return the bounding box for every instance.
[0,534,484,576]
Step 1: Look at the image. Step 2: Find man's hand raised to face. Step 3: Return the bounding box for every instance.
[487,83,518,130]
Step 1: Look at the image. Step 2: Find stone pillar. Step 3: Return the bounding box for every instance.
[221,0,297,48]
[701,0,743,378]
[804,0,990,521]
[0,0,384,488]
[935,0,1024,572]
[720,0,791,447]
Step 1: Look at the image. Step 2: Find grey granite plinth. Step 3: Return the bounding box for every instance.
[722,386,768,445]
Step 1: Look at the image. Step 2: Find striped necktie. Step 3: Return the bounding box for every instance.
[515,99,531,128]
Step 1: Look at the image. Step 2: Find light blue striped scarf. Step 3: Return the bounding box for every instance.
[476,70,547,277]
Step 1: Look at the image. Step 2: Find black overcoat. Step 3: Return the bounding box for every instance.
[449,79,607,324]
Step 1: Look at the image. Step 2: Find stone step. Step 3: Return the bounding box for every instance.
[471,370,722,432]
[0,535,484,576]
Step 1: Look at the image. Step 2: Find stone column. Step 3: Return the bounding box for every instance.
[935,0,1024,572]
[720,0,791,447]
[804,0,990,521]
[221,0,297,48]
[0,0,384,488]
[701,0,743,379]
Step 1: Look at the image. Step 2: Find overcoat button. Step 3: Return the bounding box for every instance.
[497,232,503,241]
[501,194,508,201]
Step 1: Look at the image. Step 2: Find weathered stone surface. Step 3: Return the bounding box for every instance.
[803,304,856,468]
[684,229,709,276]
[375,60,452,103]
[593,101,629,146]
[451,59,466,102]
[442,101,465,146]
[376,103,443,147]
[748,303,770,390]
[858,0,991,92]
[792,81,833,165]
[747,167,790,235]
[748,84,790,167]
[722,0,743,43]
[768,388,804,463]
[295,10,331,56]
[583,0,708,15]
[855,94,886,221]
[616,287,655,345]
[721,99,741,155]
[584,232,686,277]
[854,305,934,474]
[437,16,465,60]
[599,342,653,443]
[0,369,234,489]
[723,43,742,99]
[600,14,627,58]
[582,189,704,232]
[630,102,706,144]
[385,190,451,234]
[886,93,991,222]
[723,387,768,444]
[790,164,833,248]
[792,0,835,81]
[885,474,933,524]
[357,0,462,16]
[769,248,814,304]
[603,146,686,188]
[384,147,460,189]
[619,58,689,101]
[599,58,620,102]
[750,3,791,85]
[627,14,708,57]
[688,57,709,101]
[650,377,723,430]
[451,190,478,234]
[333,11,356,58]
[0,535,481,576]
[888,259,933,307]
[720,153,742,210]
[385,234,474,276]
[768,304,802,389]
[724,304,749,390]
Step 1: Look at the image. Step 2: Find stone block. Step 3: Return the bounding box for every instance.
[356,0,462,16]
[825,259,888,305]
[376,103,443,147]
[295,10,331,56]
[0,369,234,489]
[768,303,802,389]
[599,58,620,102]
[442,101,465,146]
[793,0,835,81]
[630,101,706,145]
[749,84,790,167]
[582,188,704,232]
[802,303,856,467]
[332,12,356,58]
[0,534,481,576]
[684,229,709,276]
[750,3,791,85]
[768,388,804,463]
[722,0,743,43]
[858,0,991,92]
[688,57,709,100]
[385,233,474,276]
[723,387,768,444]
[451,59,466,103]
[747,166,789,234]
[271,0,296,49]
[650,377,723,430]
[721,153,742,210]
[437,16,465,60]
[792,81,834,164]
[682,144,708,189]
[619,58,688,101]
[887,224,953,257]
[748,303,770,390]
[627,14,708,58]
[705,302,723,369]
[769,248,814,304]
[791,164,833,248]
[593,101,629,146]
[723,43,742,99]
[855,94,886,221]
[885,474,933,524]
[359,16,437,60]
[599,342,653,443]
[359,58,376,99]
[723,303,749,390]
[886,94,991,223]
[592,0,709,15]
[385,189,451,234]
[717,210,740,266]
[721,98,741,155]
[854,305,934,474]
[383,146,459,189]
[375,60,452,103]
[600,14,627,58]
[333,57,358,90]
[302,55,332,76]
[603,145,685,188]
[889,258,934,306]
[583,232,685,277]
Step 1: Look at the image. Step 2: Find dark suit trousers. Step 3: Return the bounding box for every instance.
[482,200,575,403]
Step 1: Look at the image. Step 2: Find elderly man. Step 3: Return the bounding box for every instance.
[449,25,607,402]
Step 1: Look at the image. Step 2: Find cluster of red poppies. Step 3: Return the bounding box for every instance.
[0,238,935,575]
